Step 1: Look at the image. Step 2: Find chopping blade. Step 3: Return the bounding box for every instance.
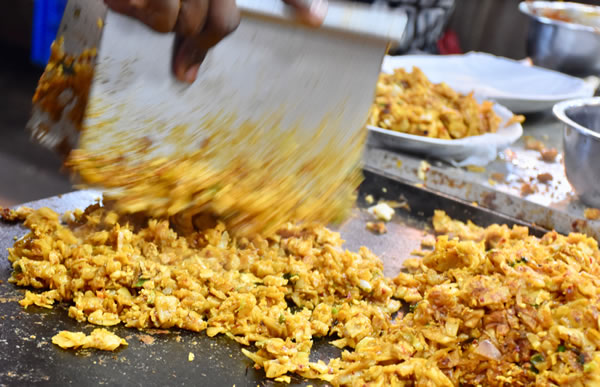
[27,0,407,235]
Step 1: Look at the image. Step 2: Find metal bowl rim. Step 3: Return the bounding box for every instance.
[519,1,600,34]
[553,97,600,140]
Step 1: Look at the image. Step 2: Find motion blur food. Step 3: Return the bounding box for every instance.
[6,205,600,385]
[368,67,525,140]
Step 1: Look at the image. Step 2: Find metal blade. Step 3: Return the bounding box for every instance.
[29,0,408,234]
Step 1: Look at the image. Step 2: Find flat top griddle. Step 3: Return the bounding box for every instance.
[0,169,547,387]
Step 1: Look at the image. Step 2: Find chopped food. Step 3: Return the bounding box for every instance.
[537,172,553,183]
[138,335,155,345]
[10,205,600,385]
[466,165,486,173]
[366,221,387,235]
[418,160,430,181]
[584,208,600,221]
[524,136,559,162]
[491,172,505,182]
[367,203,395,222]
[504,114,526,127]
[20,290,60,309]
[540,147,559,162]
[32,37,96,134]
[52,328,127,351]
[364,194,374,204]
[188,352,195,362]
[420,234,436,248]
[521,182,536,196]
[1,206,35,222]
[524,135,545,151]
[369,67,507,139]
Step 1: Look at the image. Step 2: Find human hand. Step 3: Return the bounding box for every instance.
[104,0,328,83]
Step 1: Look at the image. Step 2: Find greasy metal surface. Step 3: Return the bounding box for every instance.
[0,171,543,386]
[365,111,600,240]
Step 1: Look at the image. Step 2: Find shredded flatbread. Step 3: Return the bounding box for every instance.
[7,205,600,385]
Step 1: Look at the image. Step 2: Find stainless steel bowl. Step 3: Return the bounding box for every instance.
[553,97,600,208]
[519,1,600,77]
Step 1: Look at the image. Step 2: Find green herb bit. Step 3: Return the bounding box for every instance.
[283,273,298,280]
[279,314,286,324]
[133,278,149,288]
[409,303,418,313]
[530,353,545,364]
[557,344,566,352]
[332,306,339,315]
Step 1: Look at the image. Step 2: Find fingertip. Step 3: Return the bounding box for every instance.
[285,0,327,27]
[184,64,200,83]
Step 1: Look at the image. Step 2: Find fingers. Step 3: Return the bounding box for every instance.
[174,0,209,37]
[283,0,328,27]
[173,0,241,83]
[104,0,180,33]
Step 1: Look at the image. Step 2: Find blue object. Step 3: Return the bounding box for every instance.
[31,0,68,66]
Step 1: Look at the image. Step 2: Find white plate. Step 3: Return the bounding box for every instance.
[381,52,596,114]
[367,102,523,166]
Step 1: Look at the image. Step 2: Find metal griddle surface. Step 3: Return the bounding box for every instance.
[0,170,546,386]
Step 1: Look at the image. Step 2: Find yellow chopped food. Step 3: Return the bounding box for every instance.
[368,67,504,139]
[418,160,431,181]
[367,202,395,222]
[188,352,195,362]
[8,205,600,385]
[466,165,486,173]
[32,37,96,133]
[366,221,387,234]
[20,290,60,309]
[584,208,600,221]
[52,328,127,351]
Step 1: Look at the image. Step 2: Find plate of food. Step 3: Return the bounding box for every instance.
[367,66,524,166]
[380,52,596,113]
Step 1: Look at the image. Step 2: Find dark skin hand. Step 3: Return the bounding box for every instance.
[104,0,327,83]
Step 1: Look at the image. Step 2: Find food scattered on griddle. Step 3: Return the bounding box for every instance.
[0,206,34,222]
[138,334,155,345]
[537,172,554,183]
[368,67,521,140]
[364,194,374,204]
[366,221,387,234]
[584,208,600,221]
[420,234,436,248]
[188,352,195,362]
[9,205,600,385]
[367,202,395,222]
[418,160,430,181]
[20,289,59,309]
[52,328,127,351]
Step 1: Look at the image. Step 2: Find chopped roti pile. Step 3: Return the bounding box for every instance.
[368,67,525,140]
[5,205,600,385]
